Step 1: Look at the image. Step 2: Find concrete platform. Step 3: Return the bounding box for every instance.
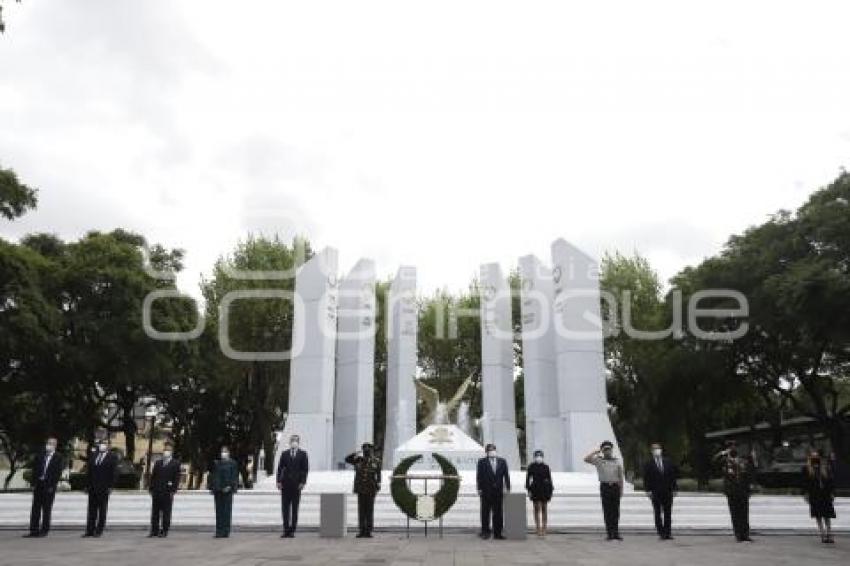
[0,531,847,566]
[1,490,848,534]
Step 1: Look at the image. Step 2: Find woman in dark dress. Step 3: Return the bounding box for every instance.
[802,449,836,543]
[525,450,553,537]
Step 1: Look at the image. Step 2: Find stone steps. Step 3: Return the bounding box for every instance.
[1,492,848,533]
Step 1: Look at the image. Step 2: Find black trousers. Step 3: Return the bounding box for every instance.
[479,492,504,536]
[600,483,621,537]
[29,484,56,535]
[214,492,233,536]
[357,493,376,534]
[281,488,301,534]
[726,491,750,540]
[650,492,673,537]
[86,491,110,535]
[150,492,174,535]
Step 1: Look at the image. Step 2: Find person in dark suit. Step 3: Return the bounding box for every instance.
[24,436,64,538]
[209,446,239,538]
[276,434,309,538]
[148,441,181,538]
[525,449,553,538]
[802,449,836,544]
[345,442,382,538]
[714,440,755,542]
[642,442,678,540]
[83,440,118,537]
[476,443,511,540]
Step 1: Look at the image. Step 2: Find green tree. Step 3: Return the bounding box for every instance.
[0,165,37,219]
[195,235,311,485]
[674,172,850,461]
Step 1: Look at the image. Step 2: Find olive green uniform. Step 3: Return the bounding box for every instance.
[721,456,754,541]
[208,459,239,537]
[345,452,381,536]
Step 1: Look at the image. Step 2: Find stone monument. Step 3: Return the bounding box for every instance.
[278,247,339,471]
[478,262,521,469]
[382,266,418,469]
[518,254,565,470]
[332,258,376,469]
[550,238,619,471]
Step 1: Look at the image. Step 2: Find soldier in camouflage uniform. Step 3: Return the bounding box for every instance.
[345,442,382,538]
[714,441,755,542]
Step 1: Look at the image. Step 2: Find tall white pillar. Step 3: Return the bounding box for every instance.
[382,266,418,469]
[479,263,521,469]
[279,248,339,471]
[550,239,619,471]
[333,259,376,469]
[518,255,564,470]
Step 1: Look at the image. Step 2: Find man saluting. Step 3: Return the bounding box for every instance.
[345,442,381,538]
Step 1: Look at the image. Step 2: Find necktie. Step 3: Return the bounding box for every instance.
[96,453,103,466]
[490,458,496,473]
[291,449,296,460]
[42,455,49,479]
[656,457,663,472]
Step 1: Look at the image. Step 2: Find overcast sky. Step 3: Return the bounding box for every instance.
[2,1,849,302]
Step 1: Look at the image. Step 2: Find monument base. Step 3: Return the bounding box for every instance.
[394,424,483,471]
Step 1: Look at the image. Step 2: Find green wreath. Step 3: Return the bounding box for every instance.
[390,453,460,520]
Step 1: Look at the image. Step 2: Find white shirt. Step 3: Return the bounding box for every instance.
[41,453,53,480]
[655,456,664,472]
[490,457,497,473]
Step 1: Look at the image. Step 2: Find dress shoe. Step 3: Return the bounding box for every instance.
[613,534,623,541]
[280,533,287,538]
[159,532,168,538]
[493,534,506,540]
[23,533,38,538]
[355,533,366,538]
[148,532,158,538]
[479,532,491,540]
[82,533,93,538]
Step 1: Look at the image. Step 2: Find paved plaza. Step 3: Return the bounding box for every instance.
[0,531,847,566]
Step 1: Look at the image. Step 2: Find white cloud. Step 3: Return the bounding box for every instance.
[1,0,849,301]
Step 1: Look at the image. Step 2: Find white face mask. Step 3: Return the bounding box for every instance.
[652,448,662,458]
[163,451,172,459]
[534,456,543,464]
[46,443,56,453]
[98,444,108,453]
[487,451,497,458]
[221,451,230,460]
[290,442,299,450]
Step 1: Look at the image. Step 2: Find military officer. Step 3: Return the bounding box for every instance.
[148,441,181,538]
[584,441,625,541]
[208,446,239,538]
[345,442,382,538]
[714,441,755,542]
